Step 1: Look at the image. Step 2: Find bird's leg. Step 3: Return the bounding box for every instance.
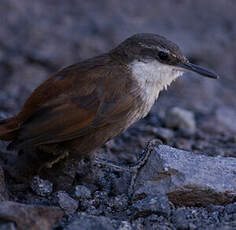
[95,139,162,196]
[95,140,160,172]
[38,151,69,173]
[45,151,69,168]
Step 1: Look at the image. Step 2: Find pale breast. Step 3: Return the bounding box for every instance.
[129,59,184,119]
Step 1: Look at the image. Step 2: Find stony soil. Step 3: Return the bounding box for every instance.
[0,0,235,229]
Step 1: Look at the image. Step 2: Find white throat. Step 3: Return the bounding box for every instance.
[129,59,184,117]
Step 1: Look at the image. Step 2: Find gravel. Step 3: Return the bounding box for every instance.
[0,0,235,229]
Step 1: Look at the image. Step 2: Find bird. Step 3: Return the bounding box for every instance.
[0,33,218,169]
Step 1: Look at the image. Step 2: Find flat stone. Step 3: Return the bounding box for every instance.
[134,144,236,206]
[0,201,63,230]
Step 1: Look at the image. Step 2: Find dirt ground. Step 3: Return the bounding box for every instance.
[0,0,235,229]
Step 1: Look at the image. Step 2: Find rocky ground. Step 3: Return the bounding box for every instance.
[0,0,235,229]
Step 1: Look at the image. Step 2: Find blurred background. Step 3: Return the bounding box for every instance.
[0,0,235,159]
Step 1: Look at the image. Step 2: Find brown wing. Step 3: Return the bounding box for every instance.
[11,55,140,149]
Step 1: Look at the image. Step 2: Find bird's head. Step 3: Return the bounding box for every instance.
[111,33,219,85]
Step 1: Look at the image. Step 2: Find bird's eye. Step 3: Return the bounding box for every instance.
[158,51,169,61]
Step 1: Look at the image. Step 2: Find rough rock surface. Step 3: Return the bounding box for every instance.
[0,201,63,230]
[134,144,236,206]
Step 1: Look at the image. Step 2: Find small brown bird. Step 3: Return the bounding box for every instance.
[0,33,218,168]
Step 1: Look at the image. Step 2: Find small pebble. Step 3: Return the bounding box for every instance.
[118,221,132,230]
[56,191,78,214]
[75,185,92,199]
[30,176,53,197]
[108,194,129,211]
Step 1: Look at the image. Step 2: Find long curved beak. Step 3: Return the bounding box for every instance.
[177,62,219,79]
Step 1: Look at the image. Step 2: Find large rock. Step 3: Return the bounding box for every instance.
[0,201,63,230]
[134,144,236,206]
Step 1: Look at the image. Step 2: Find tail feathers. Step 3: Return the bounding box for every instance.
[0,116,19,141]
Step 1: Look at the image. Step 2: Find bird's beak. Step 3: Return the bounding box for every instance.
[177,62,219,79]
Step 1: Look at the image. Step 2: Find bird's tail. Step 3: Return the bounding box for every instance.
[0,116,19,141]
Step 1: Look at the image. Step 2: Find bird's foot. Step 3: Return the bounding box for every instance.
[128,139,162,197]
[38,151,69,173]
[95,139,162,197]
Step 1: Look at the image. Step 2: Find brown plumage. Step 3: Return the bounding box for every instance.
[0,33,218,163]
[1,54,142,153]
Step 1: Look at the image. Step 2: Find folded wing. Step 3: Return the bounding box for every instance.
[9,57,140,149]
